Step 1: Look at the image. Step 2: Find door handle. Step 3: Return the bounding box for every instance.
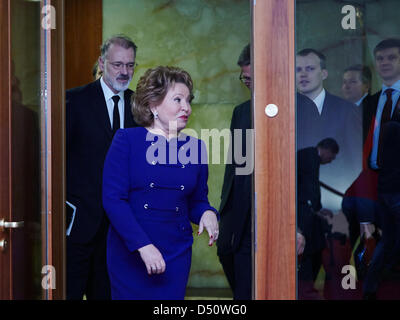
[0,239,7,252]
[0,219,24,232]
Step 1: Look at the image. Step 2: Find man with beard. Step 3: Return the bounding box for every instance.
[66,35,137,299]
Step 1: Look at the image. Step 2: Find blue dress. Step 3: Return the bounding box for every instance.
[102,126,217,300]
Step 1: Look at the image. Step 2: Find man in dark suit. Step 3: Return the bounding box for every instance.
[297,138,339,300]
[66,34,137,300]
[296,49,362,176]
[362,38,400,299]
[341,64,375,144]
[296,50,362,299]
[296,47,362,224]
[217,44,252,300]
[341,64,379,261]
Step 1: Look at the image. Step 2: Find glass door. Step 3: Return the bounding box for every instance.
[0,0,43,300]
[0,0,65,300]
[253,0,400,300]
[296,0,400,300]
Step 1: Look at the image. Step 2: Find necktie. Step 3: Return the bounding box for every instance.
[112,95,120,136]
[377,89,394,167]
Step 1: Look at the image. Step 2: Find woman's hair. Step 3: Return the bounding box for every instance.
[132,66,194,127]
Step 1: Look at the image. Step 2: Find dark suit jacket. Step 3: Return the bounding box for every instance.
[297,147,326,253]
[361,93,378,145]
[66,79,136,243]
[217,100,252,256]
[297,91,362,150]
[378,121,400,194]
[341,92,380,224]
[297,91,363,199]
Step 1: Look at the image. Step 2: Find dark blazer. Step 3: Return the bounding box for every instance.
[217,100,252,256]
[297,148,322,212]
[66,79,136,243]
[297,147,326,253]
[361,93,379,145]
[297,91,362,150]
[297,91,363,201]
[378,121,400,194]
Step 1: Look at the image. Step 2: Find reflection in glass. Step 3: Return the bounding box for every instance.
[11,0,42,299]
[296,0,400,300]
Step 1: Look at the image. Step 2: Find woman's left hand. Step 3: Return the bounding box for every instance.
[198,210,219,246]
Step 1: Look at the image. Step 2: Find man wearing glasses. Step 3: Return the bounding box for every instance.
[65,35,137,299]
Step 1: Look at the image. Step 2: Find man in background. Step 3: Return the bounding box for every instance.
[296,48,363,299]
[92,61,103,80]
[66,34,137,299]
[363,38,400,299]
[296,48,362,161]
[217,44,252,300]
[297,138,339,300]
[341,64,375,143]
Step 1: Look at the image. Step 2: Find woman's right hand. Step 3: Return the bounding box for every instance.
[138,244,166,275]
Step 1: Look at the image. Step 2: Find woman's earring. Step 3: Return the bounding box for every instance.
[154,111,159,119]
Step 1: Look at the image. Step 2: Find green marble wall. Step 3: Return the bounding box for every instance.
[103,0,251,290]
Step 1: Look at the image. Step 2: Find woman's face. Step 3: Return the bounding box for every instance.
[151,82,192,134]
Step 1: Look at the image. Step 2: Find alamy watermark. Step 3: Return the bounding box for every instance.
[341,265,356,290]
[341,5,357,30]
[145,122,254,175]
[41,5,56,30]
[41,265,56,290]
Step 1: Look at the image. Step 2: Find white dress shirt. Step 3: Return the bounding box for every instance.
[313,89,326,115]
[355,93,368,107]
[100,77,125,129]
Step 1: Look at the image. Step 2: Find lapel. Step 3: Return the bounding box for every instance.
[90,79,113,140]
[123,90,136,128]
[391,90,400,121]
[237,100,251,130]
[320,91,331,119]
[371,90,381,110]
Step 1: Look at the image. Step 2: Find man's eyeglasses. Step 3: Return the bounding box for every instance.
[239,72,251,84]
[108,61,138,71]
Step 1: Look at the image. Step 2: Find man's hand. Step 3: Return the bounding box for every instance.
[318,208,334,219]
[297,232,306,255]
[360,223,376,239]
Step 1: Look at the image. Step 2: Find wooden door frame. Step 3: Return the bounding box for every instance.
[253,0,296,299]
[41,0,66,300]
[0,0,12,299]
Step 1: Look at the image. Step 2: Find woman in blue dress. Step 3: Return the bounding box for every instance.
[102,66,219,300]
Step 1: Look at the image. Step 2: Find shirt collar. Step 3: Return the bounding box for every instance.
[312,88,326,115]
[355,93,368,106]
[382,79,400,94]
[100,77,124,102]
